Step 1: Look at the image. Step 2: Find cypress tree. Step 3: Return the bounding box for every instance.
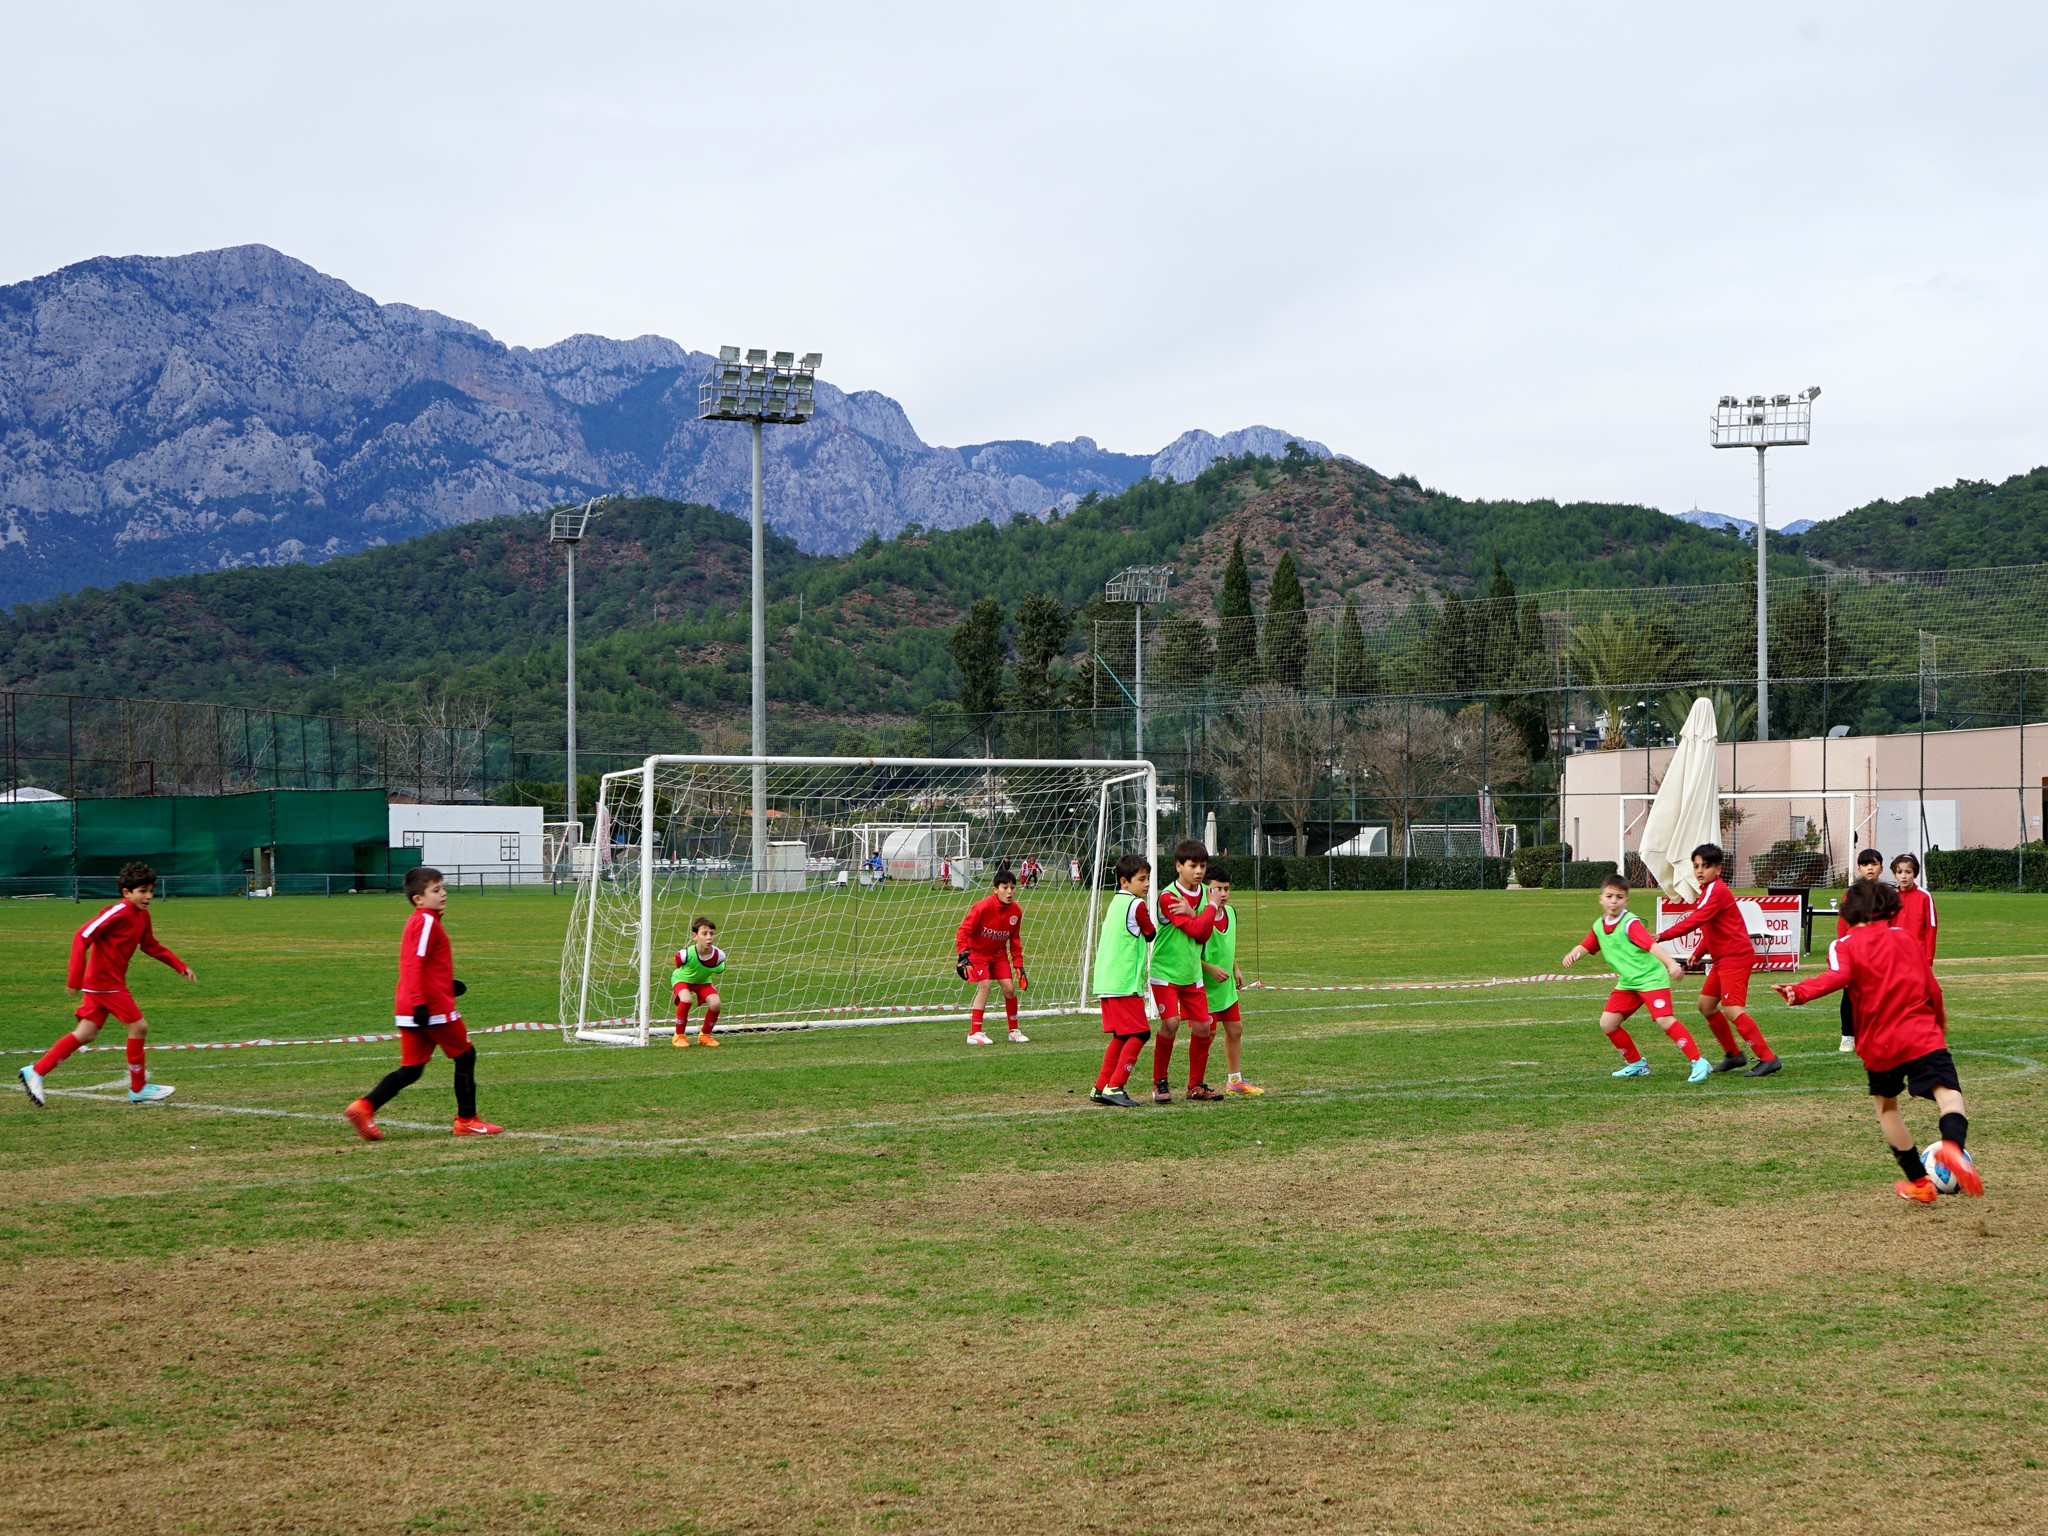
[1264,549,1308,689]
[1216,535,1260,689]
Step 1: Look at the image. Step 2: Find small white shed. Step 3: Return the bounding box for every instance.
[388,804,547,883]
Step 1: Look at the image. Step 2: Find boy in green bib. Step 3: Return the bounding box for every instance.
[1200,862,1262,1096]
[1562,874,1709,1083]
[671,916,728,1047]
[1089,854,1156,1107]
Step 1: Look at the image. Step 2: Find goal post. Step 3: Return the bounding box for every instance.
[1618,791,1859,888]
[561,756,1157,1044]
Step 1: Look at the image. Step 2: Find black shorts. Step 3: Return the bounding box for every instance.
[1867,1047,1960,1101]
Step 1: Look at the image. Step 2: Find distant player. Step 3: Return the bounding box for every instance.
[671,915,727,1047]
[1561,873,1710,1083]
[17,861,195,1108]
[956,864,1028,1045]
[1891,853,1938,966]
[344,866,500,1140]
[1088,853,1155,1107]
[1837,848,1886,1053]
[1199,862,1262,1096]
[1775,879,1982,1203]
[1655,843,1781,1078]
[1151,838,1221,1103]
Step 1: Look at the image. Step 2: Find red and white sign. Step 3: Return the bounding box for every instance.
[1655,893,1803,972]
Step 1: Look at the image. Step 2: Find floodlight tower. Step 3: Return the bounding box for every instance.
[699,346,822,887]
[549,494,614,867]
[1105,565,1173,758]
[1710,386,1818,741]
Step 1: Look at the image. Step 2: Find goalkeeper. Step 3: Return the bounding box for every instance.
[671,915,727,1048]
[955,864,1029,1045]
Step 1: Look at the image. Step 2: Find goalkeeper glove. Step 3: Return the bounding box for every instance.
[1016,969,1029,993]
[411,1004,431,1027]
[452,978,467,997]
[956,951,972,981]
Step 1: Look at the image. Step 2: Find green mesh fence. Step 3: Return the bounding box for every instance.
[0,789,390,884]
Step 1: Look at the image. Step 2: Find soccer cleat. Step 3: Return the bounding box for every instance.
[1611,1059,1651,1079]
[671,1031,690,1047]
[1926,1140,1984,1197]
[966,1030,994,1046]
[1713,1051,1749,1073]
[344,1098,383,1142]
[1187,1082,1225,1101]
[1225,1077,1265,1096]
[1837,1035,1858,1053]
[1089,1088,1117,1106]
[1103,1088,1139,1107]
[17,1064,45,1108]
[1152,1078,1173,1105]
[1686,1057,1714,1084]
[1745,1057,1784,1079]
[1895,1176,1938,1204]
[696,1031,720,1047]
[127,1083,174,1104]
[452,1117,503,1136]
[1007,1028,1030,1044]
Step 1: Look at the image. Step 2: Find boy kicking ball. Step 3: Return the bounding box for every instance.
[1088,854,1155,1107]
[956,864,1029,1045]
[1562,873,1710,1083]
[671,916,727,1047]
[1776,879,1982,1203]
[1200,862,1262,1096]
[18,861,195,1108]
[344,866,500,1140]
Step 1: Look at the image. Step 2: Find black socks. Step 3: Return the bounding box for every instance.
[1939,1111,1968,1151]
[453,1046,478,1120]
[1891,1143,1928,1182]
[367,1060,425,1109]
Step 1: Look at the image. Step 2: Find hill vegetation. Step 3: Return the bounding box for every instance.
[1793,465,2048,571]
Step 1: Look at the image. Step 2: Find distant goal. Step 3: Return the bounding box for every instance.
[1620,791,1858,887]
[560,756,1157,1044]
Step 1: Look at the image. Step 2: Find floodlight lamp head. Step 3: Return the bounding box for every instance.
[1804,385,1821,400]
[745,348,768,366]
[718,345,740,362]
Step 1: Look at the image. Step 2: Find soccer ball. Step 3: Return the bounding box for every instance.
[1922,1143,1960,1197]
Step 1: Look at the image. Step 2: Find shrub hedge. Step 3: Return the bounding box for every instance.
[1927,846,2048,892]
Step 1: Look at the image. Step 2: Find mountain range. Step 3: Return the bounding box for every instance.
[0,244,1331,606]
[1674,507,1818,537]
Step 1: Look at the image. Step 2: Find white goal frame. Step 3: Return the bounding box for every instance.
[1619,791,1858,882]
[565,755,1157,1045]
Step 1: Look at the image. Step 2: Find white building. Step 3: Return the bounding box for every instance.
[388,804,547,883]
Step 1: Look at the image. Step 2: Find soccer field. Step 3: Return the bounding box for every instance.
[3,887,2046,1535]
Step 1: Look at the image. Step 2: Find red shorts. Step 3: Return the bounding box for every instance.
[1700,962,1754,1010]
[1213,1001,1242,1024]
[1100,995,1148,1034]
[397,1015,470,1067]
[1150,981,1211,1026]
[1605,987,1675,1021]
[75,988,142,1026]
[965,957,1014,985]
[673,982,720,1016]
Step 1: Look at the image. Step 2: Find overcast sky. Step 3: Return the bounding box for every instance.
[5,2,2044,526]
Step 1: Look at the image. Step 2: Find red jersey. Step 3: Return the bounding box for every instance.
[395,908,459,1023]
[955,894,1024,966]
[1158,882,1218,945]
[1894,886,1937,963]
[68,900,189,993]
[1836,881,1899,941]
[1656,878,1754,965]
[1787,923,1946,1071]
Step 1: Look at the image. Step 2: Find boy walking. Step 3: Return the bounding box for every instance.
[671,916,727,1047]
[1562,873,1710,1083]
[955,864,1029,1045]
[18,861,194,1107]
[1775,879,1982,1203]
[1837,848,1886,1052]
[1089,854,1155,1107]
[344,866,501,1140]
[1151,839,1221,1103]
[1200,863,1262,1096]
[1655,843,1782,1078]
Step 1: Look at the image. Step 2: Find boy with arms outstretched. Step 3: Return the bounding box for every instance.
[18,861,195,1107]
[344,866,501,1140]
[1151,839,1221,1103]
[1089,854,1155,1107]
[1562,873,1710,1083]
[1775,879,1982,1203]
[1200,862,1262,1096]
[955,864,1029,1045]
[671,916,727,1047]
[1655,843,1782,1078]
[1836,848,1886,1052]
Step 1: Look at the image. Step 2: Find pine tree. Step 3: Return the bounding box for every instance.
[949,598,1006,716]
[1334,593,1378,695]
[1216,535,1261,689]
[1009,593,1072,712]
[1263,549,1308,689]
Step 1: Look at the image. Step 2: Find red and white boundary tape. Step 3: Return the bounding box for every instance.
[1256,971,1595,994]
[0,1021,558,1056]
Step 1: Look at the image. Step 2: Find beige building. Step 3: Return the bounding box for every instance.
[1561,721,2048,875]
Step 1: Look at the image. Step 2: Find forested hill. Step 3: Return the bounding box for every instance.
[1793,466,2048,571]
[1,453,1800,753]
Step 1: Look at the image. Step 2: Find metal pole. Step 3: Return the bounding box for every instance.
[1755,445,1770,742]
[750,418,768,891]
[1134,603,1145,759]
[565,540,578,849]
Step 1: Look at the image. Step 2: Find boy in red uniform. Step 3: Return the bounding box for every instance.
[1655,843,1781,1078]
[18,861,195,1107]
[1775,879,1982,1203]
[1151,839,1221,1103]
[1891,853,1938,965]
[955,864,1028,1045]
[1836,848,1886,1053]
[344,866,501,1140]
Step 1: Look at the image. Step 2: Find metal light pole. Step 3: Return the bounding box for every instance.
[549,495,610,875]
[1710,387,1817,741]
[700,347,822,890]
[1105,565,1173,758]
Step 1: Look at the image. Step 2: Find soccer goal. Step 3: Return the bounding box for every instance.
[1618,791,1859,887]
[561,756,1157,1044]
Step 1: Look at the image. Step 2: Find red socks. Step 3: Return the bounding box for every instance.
[971,1006,986,1031]
[1188,1032,1213,1086]
[126,1037,146,1093]
[1112,1034,1145,1088]
[34,1032,83,1078]
[701,1004,720,1039]
[674,1001,691,1034]
[1702,1011,1739,1055]
[1660,1019,1703,1062]
[1732,1012,1776,1061]
[1153,1033,1175,1084]
[1004,994,1018,1031]
[1608,1028,1642,1064]
[1096,1039,1120,1090]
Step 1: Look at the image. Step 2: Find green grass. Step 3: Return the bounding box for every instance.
[3,887,2047,1534]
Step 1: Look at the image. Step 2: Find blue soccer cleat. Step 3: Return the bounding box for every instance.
[127,1083,175,1104]
[1686,1057,1714,1084]
[1611,1059,1651,1079]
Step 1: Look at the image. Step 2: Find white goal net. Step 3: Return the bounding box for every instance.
[561,756,1157,1043]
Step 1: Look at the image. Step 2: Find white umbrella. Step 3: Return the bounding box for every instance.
[1638,697,1720,901]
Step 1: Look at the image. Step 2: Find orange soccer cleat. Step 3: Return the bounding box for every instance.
[345,1098,383,1142]
[696,1030,720,1047]
[452,1117,503,1137]
[1895,1177,1938,1204]
[672,1030,690,1047]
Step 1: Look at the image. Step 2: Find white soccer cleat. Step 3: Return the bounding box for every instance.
[966,1030,994,1046]
[1008,1028,1030,1044]
[1837,1036,1857,1053]
[18,1064,46,1108]
[127,1083,175,1104]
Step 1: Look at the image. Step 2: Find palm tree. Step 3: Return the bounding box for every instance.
[1655,686,1755,743]
[1569,615,1684,750]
